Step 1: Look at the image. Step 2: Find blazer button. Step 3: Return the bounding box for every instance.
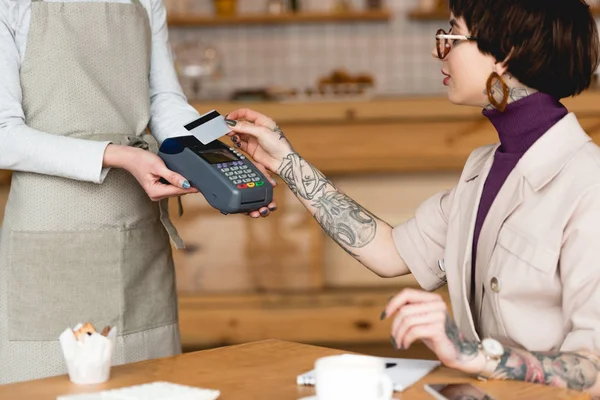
[490,277,501,293]
[437,259,445,272]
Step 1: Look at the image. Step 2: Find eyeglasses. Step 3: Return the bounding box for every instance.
[435,29,477,59]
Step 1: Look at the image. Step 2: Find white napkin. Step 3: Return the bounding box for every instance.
[59,324,117,385]
[56,381,221,400]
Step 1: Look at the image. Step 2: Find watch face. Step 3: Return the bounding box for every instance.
[482,338,504,357]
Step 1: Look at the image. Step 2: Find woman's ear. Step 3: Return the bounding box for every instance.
[494,61,509,77]
[494,49,514,77]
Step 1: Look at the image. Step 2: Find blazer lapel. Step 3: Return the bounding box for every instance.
[454,149,496,341]
[473,169,524,325]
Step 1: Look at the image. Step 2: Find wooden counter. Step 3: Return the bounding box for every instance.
[0,340,588,400]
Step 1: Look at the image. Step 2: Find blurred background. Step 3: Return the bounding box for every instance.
[1,0,599,360]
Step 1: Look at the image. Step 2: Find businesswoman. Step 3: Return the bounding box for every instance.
[224,0,600,395]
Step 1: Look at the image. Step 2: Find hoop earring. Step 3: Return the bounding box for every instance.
[486,72,509,112]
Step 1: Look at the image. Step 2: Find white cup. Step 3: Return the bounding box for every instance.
[314,354,394,400]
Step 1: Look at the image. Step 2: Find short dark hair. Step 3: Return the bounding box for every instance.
[449,0,600,99]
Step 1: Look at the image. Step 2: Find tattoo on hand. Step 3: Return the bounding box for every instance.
[274,125,285,141]
[494,348,600,391]
[444,313,480,362]
[277,153,378,257]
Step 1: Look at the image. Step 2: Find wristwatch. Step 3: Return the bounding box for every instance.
[476,338,504,381]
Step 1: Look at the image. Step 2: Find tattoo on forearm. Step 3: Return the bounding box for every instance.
[444,313,480,362]
[278,152,327,200]
[493,348,600,391]
[277,152,378,257]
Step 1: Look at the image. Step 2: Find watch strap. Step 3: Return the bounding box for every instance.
[477,353,501,381]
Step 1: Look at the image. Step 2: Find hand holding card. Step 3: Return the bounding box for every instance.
[224,108,296,174]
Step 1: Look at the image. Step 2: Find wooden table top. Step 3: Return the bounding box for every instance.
[0,339,589,399]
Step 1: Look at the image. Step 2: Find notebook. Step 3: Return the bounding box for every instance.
[296,354,441,392]
[56,381,220,400]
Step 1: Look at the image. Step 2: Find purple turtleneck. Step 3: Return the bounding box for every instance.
[470,92,568,299]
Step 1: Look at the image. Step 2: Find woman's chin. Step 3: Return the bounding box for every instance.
[446,90,483,108]
[446,89,464,105]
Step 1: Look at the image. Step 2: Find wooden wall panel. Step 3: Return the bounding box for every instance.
[324,172,460,288]
[169,179,324,294]
[178,288,452,349]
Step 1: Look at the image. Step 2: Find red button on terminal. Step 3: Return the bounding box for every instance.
[237,184,248,189]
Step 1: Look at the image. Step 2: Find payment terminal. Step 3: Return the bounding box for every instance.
[158,135,273,215]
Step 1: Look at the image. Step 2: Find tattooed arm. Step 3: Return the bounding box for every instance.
[276,151,409,277]
[442,317,600,393]
[386,289,600,396]
[444,319,600,395]
[224,108,411,277]
[488,348,600,393]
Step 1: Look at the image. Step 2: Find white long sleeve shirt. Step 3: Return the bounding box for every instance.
[0,0,200,183]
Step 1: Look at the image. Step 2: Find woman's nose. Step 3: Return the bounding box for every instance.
[431,46,439,59]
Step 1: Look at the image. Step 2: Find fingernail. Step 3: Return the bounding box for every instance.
[380,310,386,320]
[182,180,190,189]
[235,142,242,148]
[390,336,398,350]
[269,206,277,211]
[231,135,238,142]
[260,209,268,215]
[225,119,237,126]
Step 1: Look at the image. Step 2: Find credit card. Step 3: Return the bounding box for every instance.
[184,110,230,145]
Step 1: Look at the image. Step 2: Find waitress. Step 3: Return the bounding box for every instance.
[0,0,275,383]
[223,0,600,395]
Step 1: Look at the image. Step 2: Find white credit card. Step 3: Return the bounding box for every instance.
[185,110,230,145]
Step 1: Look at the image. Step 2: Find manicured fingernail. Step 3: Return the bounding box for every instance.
[235,142,241,148]
[269,206,277,211]
[260,209,268,215]
[225,119,237,126]
[231,135,238,142]
[380,310,386,320]
[390,336,398,350]
[182,180,190,189]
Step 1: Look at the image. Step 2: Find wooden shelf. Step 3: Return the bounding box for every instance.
[409,6,600,21]
[167,10,392,27]
[407,8,449,21]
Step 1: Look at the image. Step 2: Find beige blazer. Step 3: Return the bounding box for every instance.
[393,113,600,353]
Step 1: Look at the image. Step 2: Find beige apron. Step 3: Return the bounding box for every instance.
[0,0,184,384]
